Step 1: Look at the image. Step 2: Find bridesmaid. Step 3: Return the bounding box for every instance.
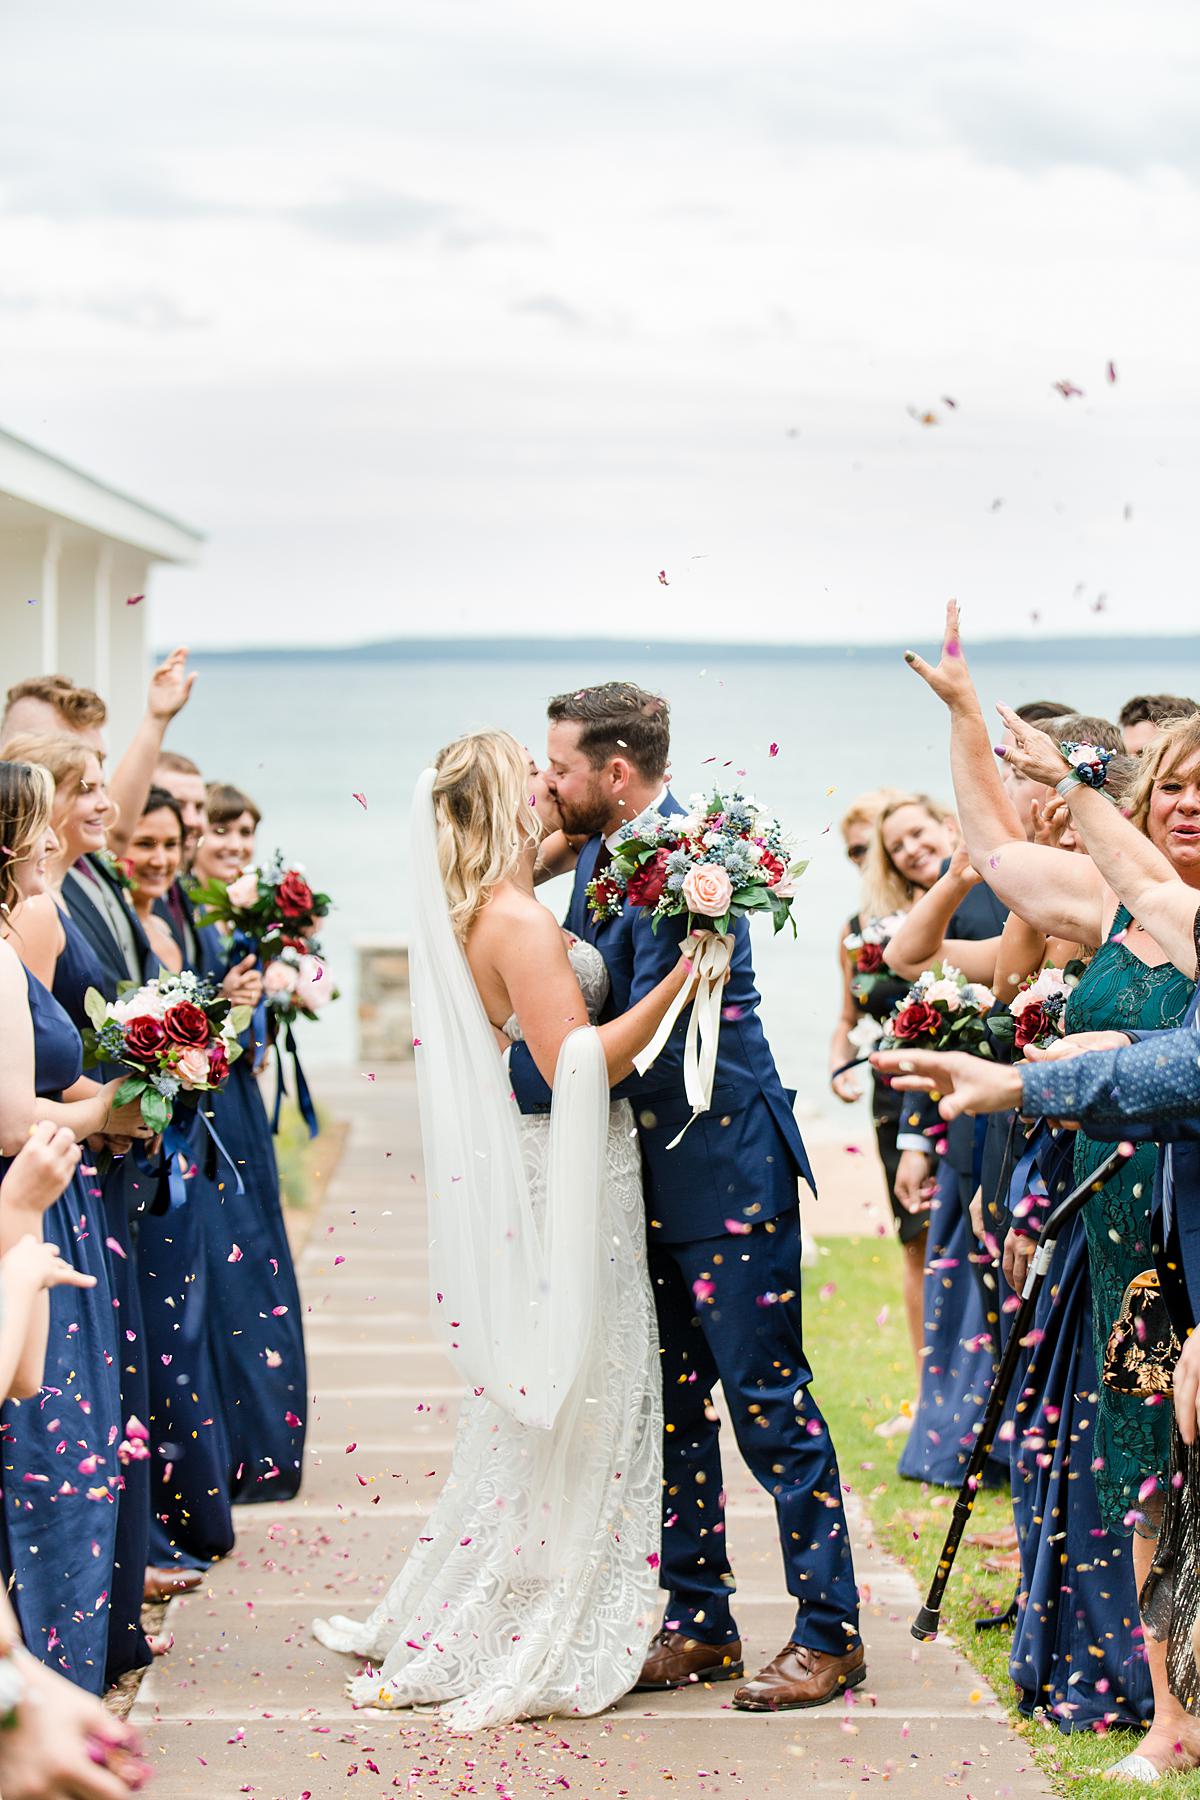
[880,828,1008,1488]
[126,789,238,1572]
[0,732,167,1680]
[0,759,145,1692]
[188,782,307,1503]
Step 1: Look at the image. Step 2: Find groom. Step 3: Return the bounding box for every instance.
[508,681,863,1710]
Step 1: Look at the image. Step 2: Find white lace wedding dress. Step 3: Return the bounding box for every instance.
[313,941,662,1731]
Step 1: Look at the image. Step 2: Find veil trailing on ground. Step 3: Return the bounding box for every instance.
[408,768,607,1431]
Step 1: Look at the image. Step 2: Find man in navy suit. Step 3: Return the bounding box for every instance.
[508,682,863,1711]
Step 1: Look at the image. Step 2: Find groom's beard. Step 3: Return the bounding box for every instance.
[555,794,612,838]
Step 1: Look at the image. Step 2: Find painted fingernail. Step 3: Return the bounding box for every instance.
[993,745,1007,757]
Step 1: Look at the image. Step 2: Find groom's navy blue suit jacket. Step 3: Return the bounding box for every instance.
[1020,995,1200,1324]
[508,791,815,1242]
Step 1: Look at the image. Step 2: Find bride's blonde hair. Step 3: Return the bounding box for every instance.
[433,730,543,939]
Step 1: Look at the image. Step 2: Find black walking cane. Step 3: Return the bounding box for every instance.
[910,1140,1131,1643]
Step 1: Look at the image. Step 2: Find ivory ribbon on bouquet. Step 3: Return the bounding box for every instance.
[633,929,734,1148]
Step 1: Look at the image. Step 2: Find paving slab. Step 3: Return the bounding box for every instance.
[133,1064,1048,1799]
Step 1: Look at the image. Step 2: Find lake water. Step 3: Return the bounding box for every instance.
[175,636,1200,1122]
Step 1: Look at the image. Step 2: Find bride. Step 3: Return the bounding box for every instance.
[314,730,700,1730]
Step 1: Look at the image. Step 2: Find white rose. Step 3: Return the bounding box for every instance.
[924,978,963,1009]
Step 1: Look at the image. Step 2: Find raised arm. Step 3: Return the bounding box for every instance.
[883,847,999,983]
[996,703,1200,980]
[904,601,1108,946]
[107,648,196,856]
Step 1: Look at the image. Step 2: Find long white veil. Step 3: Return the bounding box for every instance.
[408,768,607,1430]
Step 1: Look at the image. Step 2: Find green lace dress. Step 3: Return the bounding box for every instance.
[1064,904,1196,1533]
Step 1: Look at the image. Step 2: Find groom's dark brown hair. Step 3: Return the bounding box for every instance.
[547,681,670,781]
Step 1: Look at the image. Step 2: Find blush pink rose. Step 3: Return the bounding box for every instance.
[682,863,734,918]
[175,1045,211,1088]
[264,960,300,997]
[226,871,260,909]
[294,954,331,1011]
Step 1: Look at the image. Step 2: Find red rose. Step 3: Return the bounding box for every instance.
[207,1040,230,1084]
[892,1001,940,1042]
[163,1001,210,1049]
[760,850,786,887]
[276,871,315,919]
[857,942,884,975]
[124,1014,167,1061]
[626,849,671,908]
[1014,1002,1048,1050]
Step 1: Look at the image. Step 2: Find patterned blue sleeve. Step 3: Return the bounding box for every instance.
[1019,1029,1200,1141]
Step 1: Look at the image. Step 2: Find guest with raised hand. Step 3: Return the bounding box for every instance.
[0,761,150,1693]
[189,782,307,1503]
[906,602,1199,1772]
[2,652,196,860]
[123,786,238,1581]
[0,736,167,1678]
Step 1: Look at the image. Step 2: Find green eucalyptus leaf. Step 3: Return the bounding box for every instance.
[83,987,109,1030]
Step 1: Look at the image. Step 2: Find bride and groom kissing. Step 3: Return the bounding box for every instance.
[313,681,864,1729]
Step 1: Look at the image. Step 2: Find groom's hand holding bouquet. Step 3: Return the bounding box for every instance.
[593,789,807,1136]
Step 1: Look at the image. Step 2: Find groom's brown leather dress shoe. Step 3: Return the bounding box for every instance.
[634,1629,744,1691]
[732,1642,866,1711]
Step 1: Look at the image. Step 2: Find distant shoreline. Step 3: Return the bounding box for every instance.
[175,633,1200,665]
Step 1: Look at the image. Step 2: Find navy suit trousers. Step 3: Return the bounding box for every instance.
[650,1207,861,1654]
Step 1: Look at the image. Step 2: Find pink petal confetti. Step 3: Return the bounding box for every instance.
[1107,360,1118,383]
[104,1235,127,1259]
[227,1244,243,1263]
[769,743,780,757]
[125,593,145,607]
[723,1218,752,1235]
[657,569,669,585]
[352,792,368,809]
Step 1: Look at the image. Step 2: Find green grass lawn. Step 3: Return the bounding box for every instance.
[812,1235,1195,1798]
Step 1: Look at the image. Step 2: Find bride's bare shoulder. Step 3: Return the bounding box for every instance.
[471,885,563,955]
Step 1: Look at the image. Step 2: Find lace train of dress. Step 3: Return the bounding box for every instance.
[313,941,663,1730]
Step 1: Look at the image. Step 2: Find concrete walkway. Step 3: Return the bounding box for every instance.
[132,1067,1049,1799]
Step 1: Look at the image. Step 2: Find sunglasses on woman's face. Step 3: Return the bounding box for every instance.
[846,843,869,864]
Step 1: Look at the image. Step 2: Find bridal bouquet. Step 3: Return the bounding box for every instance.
[881,963,996,1058]
[988,964,1077,1054]
[83,971,250,1132]
[593,789,808,935]
[190,853,331,957]
[606,789,808,1143]
[844,912,906,1005]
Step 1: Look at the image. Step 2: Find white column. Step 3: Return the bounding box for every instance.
[104,550,152,754]
[56,537,114,698]
[0,524,62,703]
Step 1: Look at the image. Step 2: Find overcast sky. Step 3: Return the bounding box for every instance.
[2,0,1198,648]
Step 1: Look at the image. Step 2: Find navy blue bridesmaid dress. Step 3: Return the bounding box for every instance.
[196,929,307,1503]
[1006,1123,1151,1730]
[137,909,236,1570]
[0,965,122,1693]
[898,1121,1008,1487]
[50,907,155,1683]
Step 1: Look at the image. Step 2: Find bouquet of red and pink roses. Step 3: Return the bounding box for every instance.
[988,964,1079,1054]
[190,852,331,957]
[602,789,807,1142]
[880,962,997,1057]
[591,789,807,935]
[83,971,250,1133]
